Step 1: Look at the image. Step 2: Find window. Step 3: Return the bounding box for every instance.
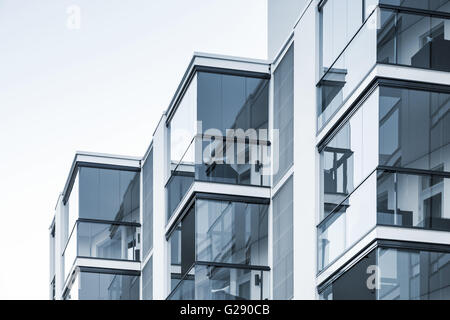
[143,150,153,259]
[273,176,293,299]
[69,270,140,300]
[197,72,269,135]
[377,8,450,72]
[273,45,294,185]
[320,88,378,220]
[379,86,450,172]
[167,195,269,300]
[142,257,153,300]
[77,167,140,223]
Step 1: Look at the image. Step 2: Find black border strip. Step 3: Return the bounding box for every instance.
[78,266,140,277]
[379,3,450,19]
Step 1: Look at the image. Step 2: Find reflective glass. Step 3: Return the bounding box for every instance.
[378,247,450,300]
[195,199,268,266]
[69,271,140,300]
[78,167,140,223]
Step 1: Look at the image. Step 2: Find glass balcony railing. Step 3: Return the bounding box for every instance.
[167,264,270,300]
[166,135,271,221]
[318,168,450,271]
[378,7,450,72]
[63,220,140,281]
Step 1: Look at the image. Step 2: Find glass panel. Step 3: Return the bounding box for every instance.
[142,257,153,300]
[78,167,140,223]
[195,265,269,300]
[170,76,197,167]
[378,171,450,230]
[318,172,377,271]
[77,222,139,261]
[69,271,140,300]
[142,150,153,258]
[273,45,294,186]
[197,72,269,135]
[318,14,377,130]
[272,176,293,299]
[197,137,270,186]
[167,270,195,300]
[378,247,450,300]
[377,8,450,72]
[320,89,378,220]
[166,136,271,221]
[195,199,268,266]
[321,0,364,72]
[379,86,450,172]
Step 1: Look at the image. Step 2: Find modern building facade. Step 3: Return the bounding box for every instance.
[49,0,450,300]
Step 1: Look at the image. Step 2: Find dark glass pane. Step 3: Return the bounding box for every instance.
[197,72,269,135]
[77,272,139,300]
[379,86,450,172]
[332,250,376,300]
[273,45,294,185]
[79,167,140,223]
[273,177,293,299]
[142,151,153,259]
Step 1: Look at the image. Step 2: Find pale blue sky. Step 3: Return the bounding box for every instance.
[0,0,267,299]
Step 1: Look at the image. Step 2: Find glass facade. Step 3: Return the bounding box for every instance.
[320,246,450,300]
[142,257,153,300]
[143,150,154,259]
[273,45,294,186]
[319,82,450,271]
[272,176,294,299]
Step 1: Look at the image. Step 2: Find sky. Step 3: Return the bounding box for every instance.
[0,0,267,299]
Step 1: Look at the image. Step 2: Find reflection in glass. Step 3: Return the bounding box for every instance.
[196,265,269,300]
[195,199,268,266]
[379,86,450,172]
[320,89,378,220]
[318,172,377,271]
[378,247,450,300]
[377,8,450,72]
[377,171,450,230]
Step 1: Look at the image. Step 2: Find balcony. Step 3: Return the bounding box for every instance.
[318,6,450,131]
[63,220,140,281]
[318,169,450,271]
